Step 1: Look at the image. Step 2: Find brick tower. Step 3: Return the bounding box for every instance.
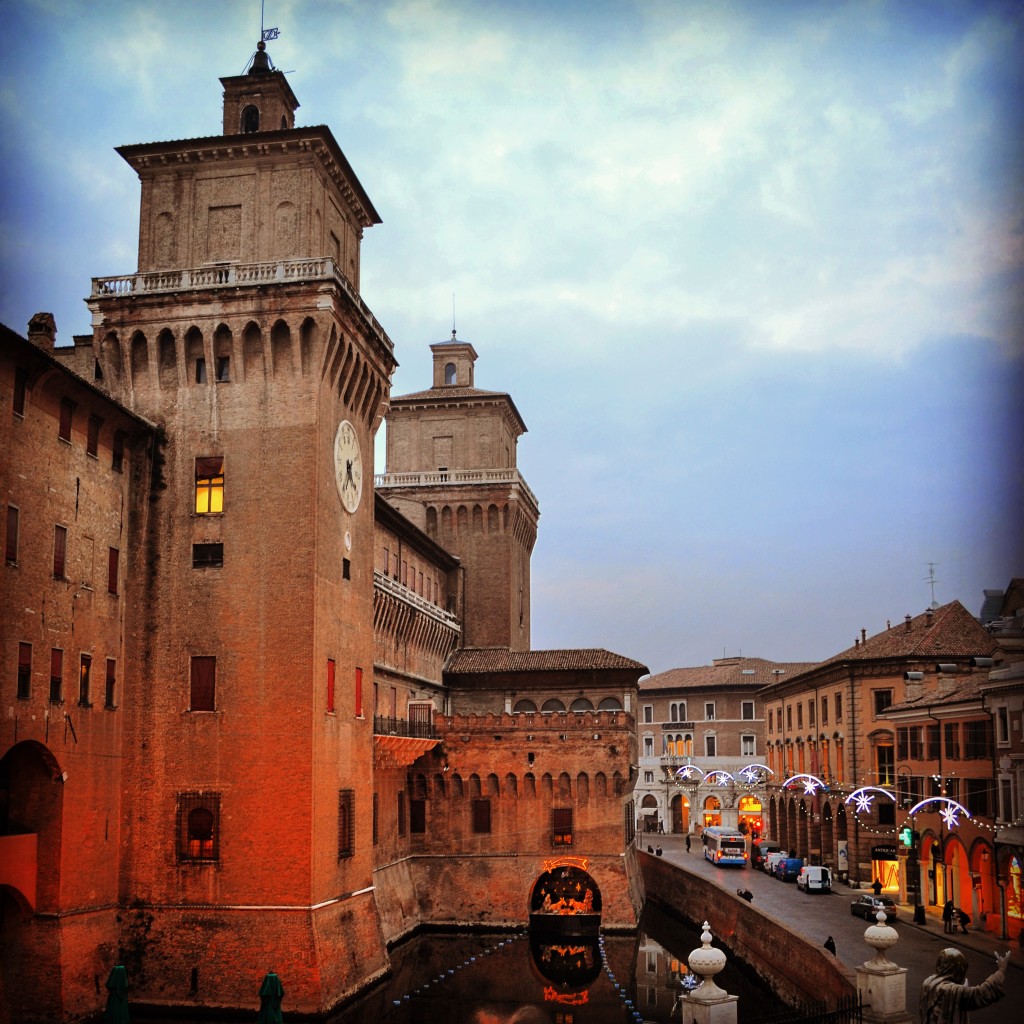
[377,334,539,650]
[85,39,395,1011]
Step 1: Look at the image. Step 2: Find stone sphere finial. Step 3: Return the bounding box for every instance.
[687,921,729,1000]
[863,907,899,967]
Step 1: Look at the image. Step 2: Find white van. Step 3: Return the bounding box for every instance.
[796,865,832,893]
[764,851,787,876]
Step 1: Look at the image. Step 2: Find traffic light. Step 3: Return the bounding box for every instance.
[899,826,913,847]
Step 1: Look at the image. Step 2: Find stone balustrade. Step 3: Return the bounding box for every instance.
[374,468,539,509]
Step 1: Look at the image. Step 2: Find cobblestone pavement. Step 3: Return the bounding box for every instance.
[648,834,1019,1024]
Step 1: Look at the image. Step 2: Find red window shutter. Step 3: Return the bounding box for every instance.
[354,667,363,718]
[190,657,216,711]
[326,659,336,713]
[53,525,67,578]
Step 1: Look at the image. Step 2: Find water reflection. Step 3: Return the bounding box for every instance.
[320,904,785,1024]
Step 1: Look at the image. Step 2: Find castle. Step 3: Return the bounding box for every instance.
[0,39,646,1019]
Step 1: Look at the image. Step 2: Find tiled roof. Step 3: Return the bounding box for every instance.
[391,386,511,402]
[825,601,996,663]
[885,675,990,714]
[446,647,649,675]
[641,657,816,692]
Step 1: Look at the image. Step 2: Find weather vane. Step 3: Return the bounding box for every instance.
[261,1,280,42]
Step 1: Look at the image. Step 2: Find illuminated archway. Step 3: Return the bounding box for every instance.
[738,795,762,837]
[530,858,602,931]
[703,795,721,828]
[671,793,690,834]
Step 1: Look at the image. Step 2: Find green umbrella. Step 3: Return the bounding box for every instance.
[257,972,284,1024]
[103,965,130,1024]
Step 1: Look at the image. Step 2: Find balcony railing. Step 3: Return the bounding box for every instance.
[373,570,461,630]
[374,715,437,740]
[90,258,393,353]
[374,468,539,510]
[660,721,695,731]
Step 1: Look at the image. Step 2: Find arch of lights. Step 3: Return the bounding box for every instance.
[908,797,972,830]
[844,786,896,816]
[674,763,773,785]
[704,770,735,787]
[782,773,829,796]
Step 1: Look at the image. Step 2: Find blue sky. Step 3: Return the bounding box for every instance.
[2,0,1021,673]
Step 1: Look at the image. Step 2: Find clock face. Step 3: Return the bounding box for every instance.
[334,419,362,513]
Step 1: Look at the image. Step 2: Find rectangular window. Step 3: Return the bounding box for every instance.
[643,736,653,756]
[355,667,363,718]
[194,457,224,514]
[786,705,792,730]
[191,542,224,568]
[13,368,28,417]
[178,792,220,862]
[909,726,924,760]
[944,722,961,760]
[741,701,754,721]
[797,704,803,728]
[741,734,755,757]
[472,798,492,834]
[50,649,63,702]
[808,700,815,726]
[382,546,389,572]
[873,689,892,716]
[704,702,715,721]
[105,659,116,708]
[58,397,74,441]
[644,770,654,784]
[964,721,992,760]
[107,547,119,595]
[876,744,894,786]
[410,798,426,834]
[768,710,774,734]
[897,726,909,761]
[821,696,828,725]
[342,557,351,580]
[87,415,102,457]
[552,807,573,846]
[53,524,67,578]
[705,734,717,757]
[835,694,842,721]
[964,778,992,817]
[195,358,207,384]
[5,505,18,564]
[17,642,31,700]
[216,356,230,382]
[643,705,653,724]
[190,656,216,712]
[926,723,941,759]
[326,659,336,714]
[338,789,355,858]
[397,791,406,837]
[112,430,125,473]
[79,654,92,706]
[997,707,1010,746]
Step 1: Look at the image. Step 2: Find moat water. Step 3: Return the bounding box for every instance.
[296,906,785,1023]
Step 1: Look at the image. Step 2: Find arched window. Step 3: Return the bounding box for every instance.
[513,699,537,713]
[444,361,456,385]
[541,698,566,713]
[570,697,594,712]
[178,793,220,862]
[597,697,622,711]
[241,105,260,133]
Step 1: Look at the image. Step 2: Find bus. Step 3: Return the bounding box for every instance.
[701,826,748,866]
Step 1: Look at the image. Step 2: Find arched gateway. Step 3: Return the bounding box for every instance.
[529,858,602,935]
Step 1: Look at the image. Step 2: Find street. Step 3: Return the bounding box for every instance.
[652,834,1019,1024]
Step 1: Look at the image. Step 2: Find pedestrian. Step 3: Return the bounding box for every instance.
[872,878,883,898]
[958,909,971,934]
[920,949,1009,1024]
[656,845,663,857]
[685,835,691,854]
[657,820,665,835]
[942,900,954,934]
[824,936,837,956]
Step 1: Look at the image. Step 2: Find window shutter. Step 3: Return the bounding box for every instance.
[190,656,216,711]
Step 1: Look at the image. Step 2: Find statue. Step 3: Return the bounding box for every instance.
[919,949,1009,1024]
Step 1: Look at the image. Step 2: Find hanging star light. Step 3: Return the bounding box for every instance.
[739,763,772,784]
[782,773,828,795]
[676,764,703,780]
[909,797,972,830]
[705,770,734,787]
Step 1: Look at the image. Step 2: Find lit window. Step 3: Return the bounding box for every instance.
[17,642,31,700]
[552,807,573,846]
[79,654,92,706]
[87,415,102,457]
[105,659,117,708]
[190,656,216,712]
[338,789,355,858]
[195,457,224,514]
[59,397,74,441]
[178,793,219,862]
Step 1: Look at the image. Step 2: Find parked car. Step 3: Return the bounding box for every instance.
[764,851,787,875]
[751,839,781,869]
[796,865,832,893]
[850,894,897,921]
[775,857,804,882]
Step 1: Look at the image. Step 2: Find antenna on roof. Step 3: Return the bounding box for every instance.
[924,562,939,609]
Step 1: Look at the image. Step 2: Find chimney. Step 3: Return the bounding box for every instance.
[925,608,934,627]
[904,614,912,633]
[28,312,56,351]
[861,628,867,644]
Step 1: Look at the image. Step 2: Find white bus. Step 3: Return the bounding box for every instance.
[701,826,748,866]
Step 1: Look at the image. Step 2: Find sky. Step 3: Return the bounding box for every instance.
[2,0,1021,674]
